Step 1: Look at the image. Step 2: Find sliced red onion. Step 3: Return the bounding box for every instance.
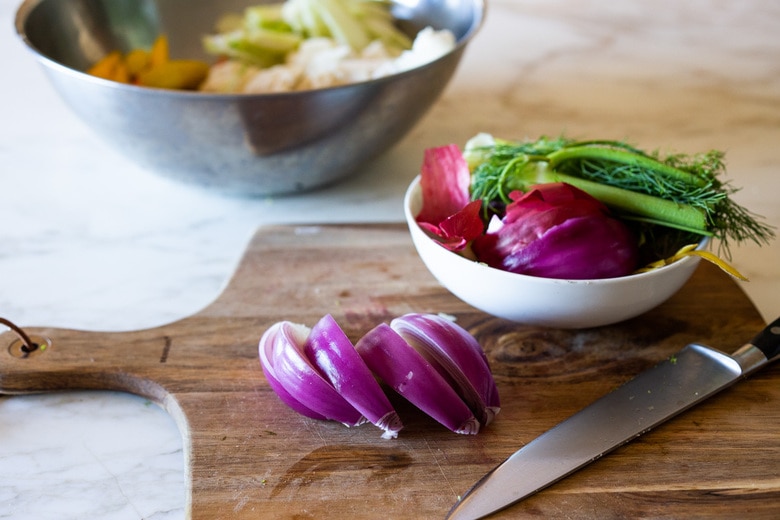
[355,324,480,435]
[259,313,500,437]
[258,321,365,427]
[472,183,639,279]
[390,313,501,426]
[304,315,403,439]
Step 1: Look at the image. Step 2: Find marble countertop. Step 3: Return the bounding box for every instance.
[1,0,778,518]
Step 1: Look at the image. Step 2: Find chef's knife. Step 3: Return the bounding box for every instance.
[447,317,780,520]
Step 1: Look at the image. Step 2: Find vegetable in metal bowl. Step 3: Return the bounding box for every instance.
[14,0,484,196]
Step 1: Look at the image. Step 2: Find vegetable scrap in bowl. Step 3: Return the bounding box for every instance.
[201,0,456,93]
[87,35,210,90]
[404,134,775,328]
[86,0,456,92]
[259,313,500,438]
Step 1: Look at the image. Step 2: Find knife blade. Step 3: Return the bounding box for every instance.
[447,317,780,520]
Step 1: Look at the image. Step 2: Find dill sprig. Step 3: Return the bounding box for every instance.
[466,134,775,256]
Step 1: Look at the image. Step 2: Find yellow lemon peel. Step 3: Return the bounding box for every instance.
[635,243,748,281]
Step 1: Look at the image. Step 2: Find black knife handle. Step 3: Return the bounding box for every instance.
[750,317,780,362]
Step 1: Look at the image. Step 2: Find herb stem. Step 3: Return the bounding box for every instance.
[505,164,711,234]
[547,145,710,188]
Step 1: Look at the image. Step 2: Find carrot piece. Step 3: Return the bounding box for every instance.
[125,49,150,76]
[150,35,169,68]
[113,60,131,83]
[87,51,122,79]
[138,60,210,89]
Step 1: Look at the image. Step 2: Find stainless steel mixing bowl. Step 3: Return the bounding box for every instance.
[15,0,484,196]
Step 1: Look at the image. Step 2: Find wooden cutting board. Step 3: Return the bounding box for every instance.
[1,224,777,519]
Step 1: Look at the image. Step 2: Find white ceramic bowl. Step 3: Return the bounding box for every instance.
[404,175,707,329]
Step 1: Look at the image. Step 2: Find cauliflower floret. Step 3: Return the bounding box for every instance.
[338,41,397,82]
[198,28,456,93]
[377,27,456,76]
[293,38,353,88]
[290,38,351,69]
[242,63,303,93]
[200,60,261,93]
[362,40,396,60]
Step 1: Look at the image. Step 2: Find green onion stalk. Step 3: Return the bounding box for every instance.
[464,134,775,259]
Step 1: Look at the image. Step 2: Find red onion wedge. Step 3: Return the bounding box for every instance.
[390,313,501,426]
[304,315,403,439]
[259,321,365,427]
[258,313,499,437]
[355,324,480,435]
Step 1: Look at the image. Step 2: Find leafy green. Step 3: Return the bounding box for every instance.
[466,134,775,256]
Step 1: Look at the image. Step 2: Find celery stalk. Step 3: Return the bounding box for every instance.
[244,5,287,30]
[243,28,302,53]
[547,145,710,188]
[511,163,710,234]
[312,0,371,49]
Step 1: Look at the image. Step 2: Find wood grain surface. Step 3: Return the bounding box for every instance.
[1,224,776,519]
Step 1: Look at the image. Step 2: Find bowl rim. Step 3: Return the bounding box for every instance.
[14,0,487,98]
[403,174,709,286]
